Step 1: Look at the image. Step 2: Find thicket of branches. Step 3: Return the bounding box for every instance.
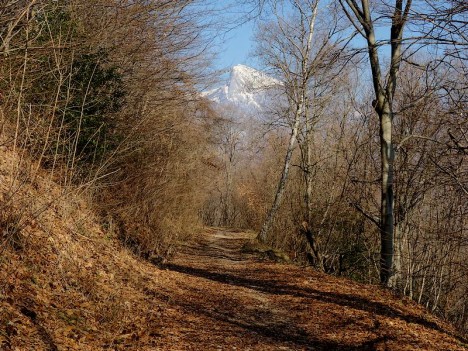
[0,0,217,259]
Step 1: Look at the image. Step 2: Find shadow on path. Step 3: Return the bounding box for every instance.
[163,262,462,343]
[156,229,467,349]
[176,295,394,351]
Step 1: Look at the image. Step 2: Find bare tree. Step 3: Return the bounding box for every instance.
[254,0,345,269]
[255,0,321,243]
[337,0,413,286]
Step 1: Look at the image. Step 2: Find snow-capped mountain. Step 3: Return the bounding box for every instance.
[203,65,282,111]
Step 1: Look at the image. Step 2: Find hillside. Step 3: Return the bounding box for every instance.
[0,144,466,350]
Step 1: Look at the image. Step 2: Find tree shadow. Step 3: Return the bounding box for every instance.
[162,262,466,344]
[178,241,249,262]
[156,275,394,350]
[20,306,58,351]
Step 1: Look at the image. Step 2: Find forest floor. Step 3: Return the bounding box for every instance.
[135,228,467,351]
[1,139,467,351]
[2,221,468,350]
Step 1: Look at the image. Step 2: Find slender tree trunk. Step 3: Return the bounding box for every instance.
[302,107,323,269]
[257,106,302,242]
[393,223,405,289]
[379,105,395,286]
[222,151,233,226]
[305,109,313,227]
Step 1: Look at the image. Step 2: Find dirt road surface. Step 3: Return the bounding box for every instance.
[146,228,466,351]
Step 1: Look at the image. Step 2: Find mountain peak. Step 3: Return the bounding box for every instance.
[231,64,259,76]
[203,65,281,110]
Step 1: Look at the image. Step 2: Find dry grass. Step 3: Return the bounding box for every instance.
[0,139,167,350]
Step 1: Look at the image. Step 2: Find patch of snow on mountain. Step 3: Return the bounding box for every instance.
[203,65,282,111]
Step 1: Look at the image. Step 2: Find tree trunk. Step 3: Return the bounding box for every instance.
[379,105,395,286]
[305,107,313,229]
[257,106,301,242]
[222,153,234,226]
[393,223,403,288]
[301,222,324,270]
[302,106,323,269]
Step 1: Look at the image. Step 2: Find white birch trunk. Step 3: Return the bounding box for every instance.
[257,106,302,242]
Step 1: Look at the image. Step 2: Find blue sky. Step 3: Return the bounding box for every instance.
[210,1,394,73]
[219,23,253,68]
[214,19,257,70]
[204,0,269,71]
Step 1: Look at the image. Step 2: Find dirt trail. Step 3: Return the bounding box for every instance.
[148,228,466,351]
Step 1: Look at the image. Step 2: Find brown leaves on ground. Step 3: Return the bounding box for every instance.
[140,229,467,351]
[0,144,467,350]
[2,226,467,350]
